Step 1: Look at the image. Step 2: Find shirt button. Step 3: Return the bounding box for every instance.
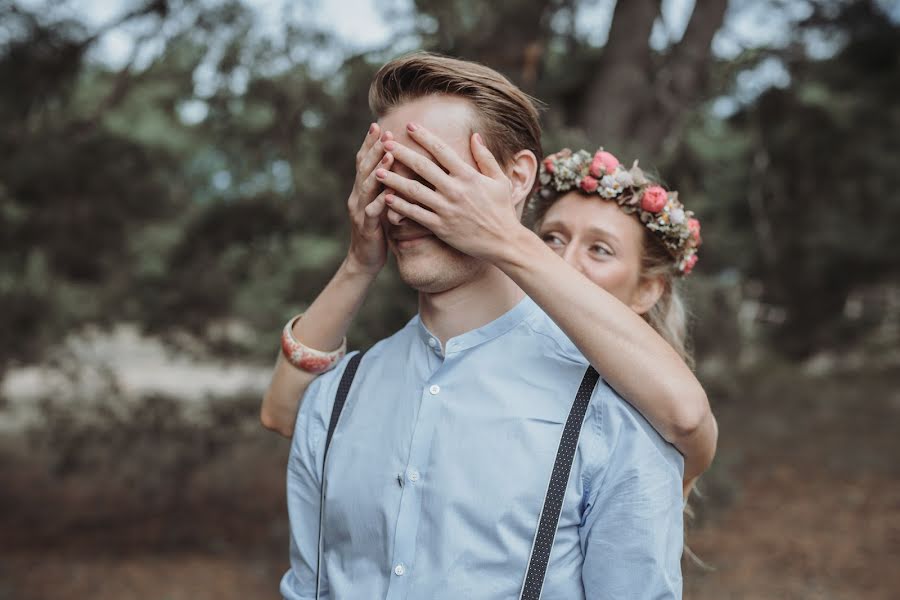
[428,337,437,348]
[408,469,420,482]
[393,563,406,576]
[429,384,440,395]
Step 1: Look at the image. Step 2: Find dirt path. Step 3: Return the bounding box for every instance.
[2,370,898,599]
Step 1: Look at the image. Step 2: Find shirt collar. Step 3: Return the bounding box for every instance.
[414,295,539,356]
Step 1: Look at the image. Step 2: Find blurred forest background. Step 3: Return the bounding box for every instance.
[1,0,898,598]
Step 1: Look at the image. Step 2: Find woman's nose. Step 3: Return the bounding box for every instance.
[561,244,584,274]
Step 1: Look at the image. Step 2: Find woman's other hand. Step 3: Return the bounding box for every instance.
[346,123,394,275]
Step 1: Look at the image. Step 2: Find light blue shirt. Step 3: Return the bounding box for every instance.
[281,296,684,599]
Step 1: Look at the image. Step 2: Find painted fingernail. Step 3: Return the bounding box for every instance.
[381,154,391,164]
[383,141,396,151]
[406,122,418,132]
[376,169,387,178]
[369,123,376,135]
[474,132,483,145]
[381,131,390,142]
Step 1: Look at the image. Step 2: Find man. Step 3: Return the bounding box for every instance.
[280,53,684,599]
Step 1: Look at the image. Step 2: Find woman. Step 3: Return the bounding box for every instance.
[262,123,717,492]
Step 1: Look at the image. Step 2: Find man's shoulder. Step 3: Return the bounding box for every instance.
[588,381,684,480]
[295,316,418,428]
[518,303,588,366]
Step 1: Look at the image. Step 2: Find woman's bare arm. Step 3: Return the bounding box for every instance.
[260,258,378,437]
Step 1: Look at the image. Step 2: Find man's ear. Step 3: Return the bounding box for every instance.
[506,150,538,215]
[629,275,666,315]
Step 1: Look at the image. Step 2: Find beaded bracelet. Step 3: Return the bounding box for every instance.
[280,314,347,374]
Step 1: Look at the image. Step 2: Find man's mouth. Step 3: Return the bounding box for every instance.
[391,230,434,249]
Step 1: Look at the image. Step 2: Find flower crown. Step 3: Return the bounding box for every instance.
[537,148,702,276]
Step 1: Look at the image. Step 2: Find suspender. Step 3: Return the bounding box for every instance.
[520,365,600,600]
[315,351,364,600]
[314,357,599,600]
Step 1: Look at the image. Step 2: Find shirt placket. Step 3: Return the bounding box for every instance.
[384,335,449,600]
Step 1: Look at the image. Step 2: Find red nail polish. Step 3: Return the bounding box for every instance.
[384,141,396,151]
[369,123,376,135]
[382,154,390,164]
[406,123,417,132]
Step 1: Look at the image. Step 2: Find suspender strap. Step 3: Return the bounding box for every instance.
[324,352,364,458]
[520,365,600,600]
[316,351,364,599]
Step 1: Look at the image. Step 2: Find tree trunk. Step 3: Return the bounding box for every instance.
[576,0,728,156]
[576,0,659,150]
[635,0,729,149]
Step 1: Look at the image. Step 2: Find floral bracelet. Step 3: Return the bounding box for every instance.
[280,314,347,374]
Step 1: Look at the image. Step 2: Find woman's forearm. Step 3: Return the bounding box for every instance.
[495,225,716,478]
[260,257,377,437]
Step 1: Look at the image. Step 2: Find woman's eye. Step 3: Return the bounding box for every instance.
[590,244,612,256]
[541,233,563,246]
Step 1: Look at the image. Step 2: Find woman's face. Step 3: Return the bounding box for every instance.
[537,191,657,314]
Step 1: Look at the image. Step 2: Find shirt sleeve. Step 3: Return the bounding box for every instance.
[580,391,685,600]
[280,352,360,600]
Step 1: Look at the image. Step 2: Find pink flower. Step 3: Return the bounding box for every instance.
[589,150,620,177]
[682,254,699,275]
[580,176,599,193]
[641,185,668,212]
[543,157,556,173]
[688,218,701,242]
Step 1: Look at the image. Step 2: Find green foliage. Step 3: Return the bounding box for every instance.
[1,0,897,370]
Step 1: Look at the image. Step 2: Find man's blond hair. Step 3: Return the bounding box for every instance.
[368,52,542,167]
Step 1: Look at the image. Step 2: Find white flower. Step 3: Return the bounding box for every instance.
[669,207,685,225]
[598,174,622,198]
[614,169,634,187]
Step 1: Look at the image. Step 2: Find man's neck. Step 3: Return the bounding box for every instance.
[418,264,526,344]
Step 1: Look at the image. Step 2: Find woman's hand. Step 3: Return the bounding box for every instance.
[346,123,395,275]
[374,123,525,262]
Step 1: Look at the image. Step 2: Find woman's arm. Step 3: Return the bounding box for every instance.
[496,227,717,482]
[260,124,393,437]
[260,258,378,437]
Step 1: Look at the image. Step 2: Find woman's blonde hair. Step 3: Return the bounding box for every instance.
[639,231,694,368]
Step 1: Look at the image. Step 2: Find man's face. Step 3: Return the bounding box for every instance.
[377,95,487,293]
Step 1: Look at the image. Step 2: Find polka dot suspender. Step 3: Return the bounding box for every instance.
[314,356,599,600]
[316,352,364,600]
[519,365,600,599]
